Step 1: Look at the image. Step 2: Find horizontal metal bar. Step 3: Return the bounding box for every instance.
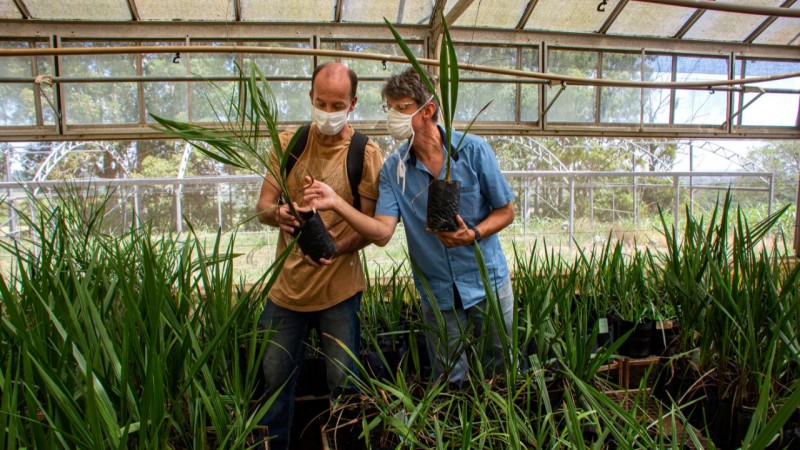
[1,44,797,89]
[0,171,772,190]
[632,0,800,18]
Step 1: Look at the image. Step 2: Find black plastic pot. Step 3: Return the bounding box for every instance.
[426,179,461,232]
[292,210,337,263]
[650,320,680,357]
[616,318,654,358]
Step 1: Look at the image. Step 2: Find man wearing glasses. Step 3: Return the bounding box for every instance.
[305,67,515,385]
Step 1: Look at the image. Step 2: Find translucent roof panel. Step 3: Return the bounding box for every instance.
[608,1,698,38]
[683,0,785,42]
[447,0,528,29]
[243,0,334,22]
[341,0,433,25]
[752,4,800,46]
[0,0,23,19]
[24,0,131,21]
[526,0,625,33]
[136,0,235,21]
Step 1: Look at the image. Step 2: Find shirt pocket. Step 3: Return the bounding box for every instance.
[457,182,483,226]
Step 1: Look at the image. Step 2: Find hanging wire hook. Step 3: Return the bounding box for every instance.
[381,59,387,70]
[597,0,608,12]
[173,52,181,64]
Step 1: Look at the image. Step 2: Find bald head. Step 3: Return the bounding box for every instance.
[312,62,358,100]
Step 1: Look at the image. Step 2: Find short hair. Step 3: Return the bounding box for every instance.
[382,67,439,122]
[311,62,358,99]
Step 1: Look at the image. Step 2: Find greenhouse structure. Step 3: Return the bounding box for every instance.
[1,0,799,449]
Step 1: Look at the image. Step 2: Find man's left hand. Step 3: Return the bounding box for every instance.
[433,215,475,248]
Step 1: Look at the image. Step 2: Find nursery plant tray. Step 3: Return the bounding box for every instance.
[604,389,709,449]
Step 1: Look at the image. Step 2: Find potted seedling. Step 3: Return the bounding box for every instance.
[385,15,491,231]
[151,62,336,262]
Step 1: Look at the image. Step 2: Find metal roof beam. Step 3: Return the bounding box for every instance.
[0,21,795,60]
[516,0,539,30]
[631,0,800,18]
[126,0,140,21]
[12,0,31,19]
[745,0,797,44]
[597,0,629,35]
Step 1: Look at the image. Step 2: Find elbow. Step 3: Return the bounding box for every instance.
[374,236,391,247]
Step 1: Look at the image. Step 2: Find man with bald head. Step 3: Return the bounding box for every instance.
[254,62,383,449]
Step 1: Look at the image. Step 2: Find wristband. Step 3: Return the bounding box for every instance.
[471,227,481,243]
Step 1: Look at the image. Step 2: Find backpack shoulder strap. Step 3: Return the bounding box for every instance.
[285,124,311,178]
[347,131,368,211]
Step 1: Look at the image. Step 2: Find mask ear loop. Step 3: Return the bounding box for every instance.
[395,95,433,194]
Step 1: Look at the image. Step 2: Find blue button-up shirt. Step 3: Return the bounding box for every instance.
[375,125,515,310]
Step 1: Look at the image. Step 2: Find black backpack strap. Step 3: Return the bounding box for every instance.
[285,124,311,179]
[284,124,367,209]
[347,131,368,211]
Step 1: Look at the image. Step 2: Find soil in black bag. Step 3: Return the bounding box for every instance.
[292,210,337,263]
[426,179,461,232]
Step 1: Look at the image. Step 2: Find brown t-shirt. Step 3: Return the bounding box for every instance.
[268,124,383,312]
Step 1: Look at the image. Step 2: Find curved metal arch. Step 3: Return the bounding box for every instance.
[33,141,132,182]
[494,136,570,172]
[691,140,766,173]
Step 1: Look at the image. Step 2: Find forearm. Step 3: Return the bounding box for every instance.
[475,202,515,240]
[332,196,393,246]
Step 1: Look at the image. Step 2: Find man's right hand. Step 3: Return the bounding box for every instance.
[303,176,341,213]
[275,203,301,234]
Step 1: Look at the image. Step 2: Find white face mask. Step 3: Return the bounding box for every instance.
[385,99,430,140]
[311,106,349,135]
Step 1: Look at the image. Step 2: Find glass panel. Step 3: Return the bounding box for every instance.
[447,0,528,28]
[0,0,23,19]
[674,56,728,125]
[342,0,433,25]
[243,0,334,21]
[61,41,138,77]
[65,83,139,124]
[145,83,189,122]
[456,82,517,122]
[521,84,538,122]
[738,59,800,126]
[136,0,236,21]
[24,0,131,20]
[458,45,518,78]
[609,2,697,38]
[142,42,187,77]
[320,41,422,76]
[752,5,800,46]
[35,41,55,126]
[190,81,235,123]
[521,47,539,122]
[243,41,312,77]
[527,0,625,33]
[600,53,641,123]
[271,81,311,122]
[351,81,383,121]
[684,0,784,42]
[188,43,237,77]
[643,55,672,124]
[548,50,597,123]
[60,41,139,125]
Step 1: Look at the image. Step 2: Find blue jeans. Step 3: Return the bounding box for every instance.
[257,293,361,450]
[421,279,514,384]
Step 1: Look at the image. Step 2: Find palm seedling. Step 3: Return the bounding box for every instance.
[385,14,492,231]
[151,61,336,262]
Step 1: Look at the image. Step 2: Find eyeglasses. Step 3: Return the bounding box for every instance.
[381,101,416,113]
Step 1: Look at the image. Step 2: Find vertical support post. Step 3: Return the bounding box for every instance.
[768,173,773,217]
[5,148,16,239]
[689,142,694,215]
[218,182,224,230]
[175,182,182,235]
[133,184,140,229]
[589,176,594,227]
[632,153,638,226]
[523,180,529,239]
[794,173,800,257]
[569,175,575,250]
[673,175,680,238]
